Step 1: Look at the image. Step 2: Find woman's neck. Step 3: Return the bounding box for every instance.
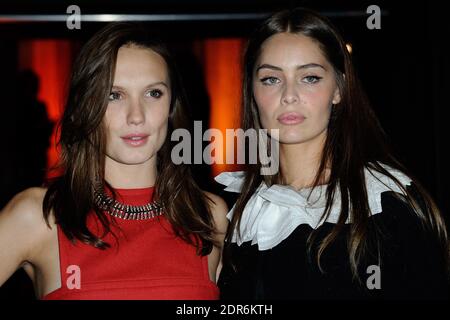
[279,131,328,190]
[104,156,157,189]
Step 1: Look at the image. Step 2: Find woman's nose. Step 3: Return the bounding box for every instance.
[127,99,145,125]
[281,82,299,105]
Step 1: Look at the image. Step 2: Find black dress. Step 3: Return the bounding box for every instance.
[217,182,449,300]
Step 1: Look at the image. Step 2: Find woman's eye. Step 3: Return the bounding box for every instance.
[303,76,322,84]
[260,77,280,86]
[109,91,122,101]
[146,89,163,98]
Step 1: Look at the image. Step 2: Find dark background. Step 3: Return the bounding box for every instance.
[0,0,449,299]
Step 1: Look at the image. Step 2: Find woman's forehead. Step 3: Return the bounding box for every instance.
[113,46,169,86]
[257,33,329,70]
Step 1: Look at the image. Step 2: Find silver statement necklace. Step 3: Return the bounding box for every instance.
[94,189,164,220]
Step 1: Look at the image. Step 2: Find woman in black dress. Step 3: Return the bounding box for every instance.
[216,8,449,299]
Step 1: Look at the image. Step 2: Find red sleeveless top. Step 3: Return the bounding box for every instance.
[42,187,219,300]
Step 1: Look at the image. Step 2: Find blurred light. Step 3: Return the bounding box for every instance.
[0,13,269,23]
[203,38,244,176]
[346,43,353,54]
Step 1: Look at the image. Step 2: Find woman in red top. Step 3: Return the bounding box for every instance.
[0,22,228,299]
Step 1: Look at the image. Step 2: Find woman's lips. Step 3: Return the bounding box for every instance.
[277,112,305,125]
[121,134,149,147]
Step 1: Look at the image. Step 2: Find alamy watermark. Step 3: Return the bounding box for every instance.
[66,265,81,290]
[366,5,381,30]
[366,264,381,290]
[66,5,81,30]
[171,121,280,175]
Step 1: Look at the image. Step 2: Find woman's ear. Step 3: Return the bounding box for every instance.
[332,73,345,105]
[332,87,341,105]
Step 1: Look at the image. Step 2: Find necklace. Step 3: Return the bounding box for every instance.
[94,189,164,220]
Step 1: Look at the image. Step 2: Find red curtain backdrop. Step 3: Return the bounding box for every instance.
[18,38,243,179]
[18,40,75,178]
[202,38,245,176]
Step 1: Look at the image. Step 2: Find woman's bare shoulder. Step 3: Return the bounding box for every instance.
[2,187,50,221]
[0,187,55,285]
[0,187,55,248]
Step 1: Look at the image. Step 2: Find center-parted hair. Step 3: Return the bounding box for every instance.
[229,8,449,278]
[43,22,217,255]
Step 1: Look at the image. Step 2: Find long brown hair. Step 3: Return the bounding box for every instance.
[229,8,449,278]
[43,22,216,255]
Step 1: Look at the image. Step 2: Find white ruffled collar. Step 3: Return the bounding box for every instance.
[215,164,412,251]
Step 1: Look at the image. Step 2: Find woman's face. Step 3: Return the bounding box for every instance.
[253,32,341,145]
[104,45,171,167]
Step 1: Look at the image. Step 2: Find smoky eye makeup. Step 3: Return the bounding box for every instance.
[145,88,164,98]
[108,91,123,101]
[302,75,323,84]
[259,76,281,85]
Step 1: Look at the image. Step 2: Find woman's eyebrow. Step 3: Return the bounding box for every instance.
[296,63,326,71]
[111,81,169,90]
[256,63,326,72]
[145,81,169,89]
[256,64,283,72]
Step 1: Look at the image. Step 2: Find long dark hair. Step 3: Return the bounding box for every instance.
[43,22,216,255]
[229,8,449,278]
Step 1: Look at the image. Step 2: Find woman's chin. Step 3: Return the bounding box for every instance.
[277,134,307,145]
[112,154,155,166]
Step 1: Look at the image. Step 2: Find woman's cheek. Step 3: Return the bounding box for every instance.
[302,86,332,110]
